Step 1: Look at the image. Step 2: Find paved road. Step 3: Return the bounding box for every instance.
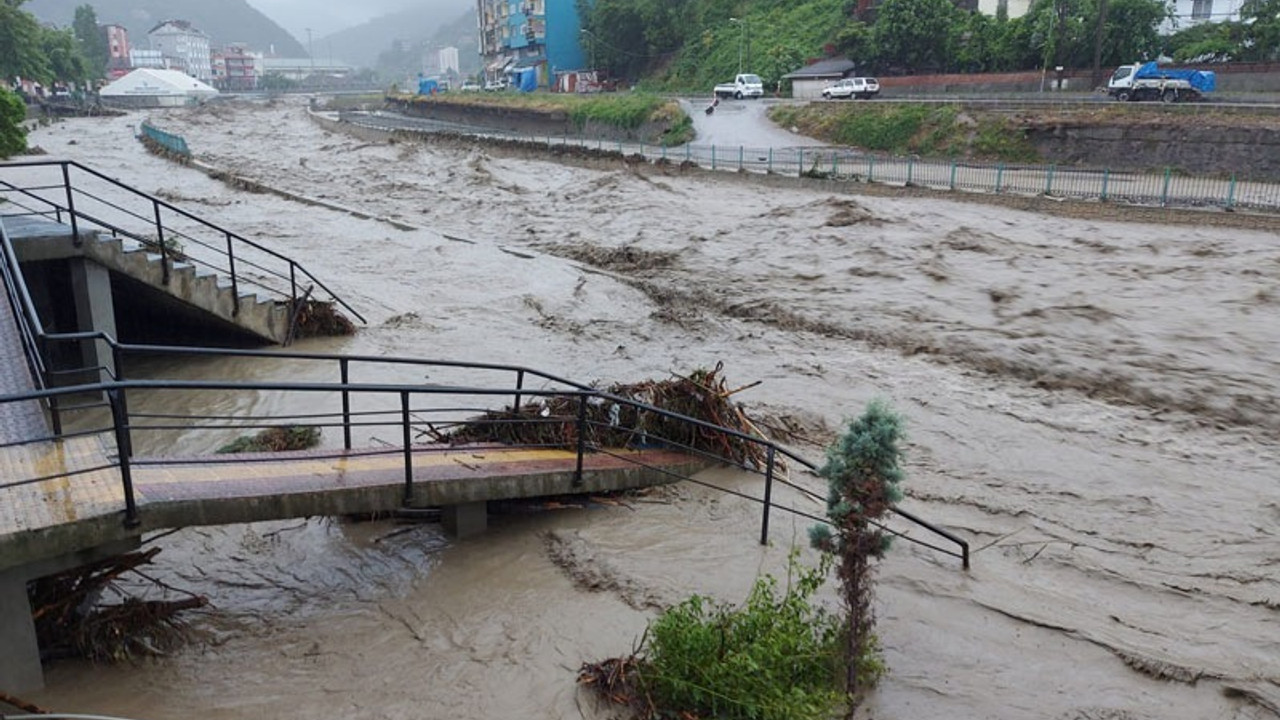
[679,97,826,149]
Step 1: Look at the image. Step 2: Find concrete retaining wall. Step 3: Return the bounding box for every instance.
[383,97,673,143]
[1027,122,1280,178]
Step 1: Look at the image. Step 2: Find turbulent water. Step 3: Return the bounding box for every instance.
[20,99,1280,720]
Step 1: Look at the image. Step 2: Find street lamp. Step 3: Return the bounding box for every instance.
[729,17,747,74]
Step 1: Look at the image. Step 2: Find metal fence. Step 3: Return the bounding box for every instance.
[138,121,190,157]
[335,109,1280,213]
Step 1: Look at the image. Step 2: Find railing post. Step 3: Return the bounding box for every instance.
[760,446,775,545]
[738,145,744,171]
[1226,173,1236,209]
[108,388,139,528]
[1045,164,1056,196]
[340,358,352,450]
[995,163,1005,194]
[711,144,717,171]
[61,163,81,246]
[949,161,958,190]
[1101,168,1110,202]
[797,148,803,176]
[513,369,525,414]
[1160,167,1172,207]
[574,393,588,487]
[868,155,875,182]
[289,262,298,307]
[401,391,413,505]
[768,147,773,173]
[225,231,240,316]
[906,156,914,186]
[153,200,170,285]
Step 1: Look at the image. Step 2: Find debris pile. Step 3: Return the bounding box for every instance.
[439,362,769,469]
[29,548,208,662]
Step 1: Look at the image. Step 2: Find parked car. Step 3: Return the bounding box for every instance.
[483,79,508,91]
[821,77,880,100]
[460,81,481,91]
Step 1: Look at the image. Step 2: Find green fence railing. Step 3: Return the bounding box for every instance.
[139,121,191,157]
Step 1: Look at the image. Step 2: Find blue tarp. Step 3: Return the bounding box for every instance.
[417,77,440,95]
[513,67,538,93]
[1135,62,1216,93]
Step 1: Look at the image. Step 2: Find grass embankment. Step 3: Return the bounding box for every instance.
[387,91,693,145]
[770,103,1040,163]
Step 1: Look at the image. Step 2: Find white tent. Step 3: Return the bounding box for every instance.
[100,68,219,108]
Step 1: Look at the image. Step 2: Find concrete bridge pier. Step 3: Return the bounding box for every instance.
[69,257,117,383]
[0,537,140,693]
[0,567,43,693]
[442,501,488,539]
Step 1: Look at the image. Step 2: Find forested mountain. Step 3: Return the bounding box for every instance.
[24,0,307,56]
[318,0,473,71]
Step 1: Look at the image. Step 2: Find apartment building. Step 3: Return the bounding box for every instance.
[148,20,213,82]
[476,0,586,87]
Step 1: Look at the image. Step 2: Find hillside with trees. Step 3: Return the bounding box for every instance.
[578,0,1271,92]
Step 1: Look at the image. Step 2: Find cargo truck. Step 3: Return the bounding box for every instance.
[1107,62,1216,103]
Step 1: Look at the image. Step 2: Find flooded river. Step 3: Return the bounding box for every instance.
[21,98,1280,719]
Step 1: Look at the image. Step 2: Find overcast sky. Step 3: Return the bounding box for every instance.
[246,0,418,41]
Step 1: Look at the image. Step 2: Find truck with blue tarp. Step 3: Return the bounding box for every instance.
[1107,62,1216,103]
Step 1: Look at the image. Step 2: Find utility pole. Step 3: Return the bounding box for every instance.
[1091,0,1109,90]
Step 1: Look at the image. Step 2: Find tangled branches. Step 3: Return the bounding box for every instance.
[29,547,208,662]
[439,363,770,469]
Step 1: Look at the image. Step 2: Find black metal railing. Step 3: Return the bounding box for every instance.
[0,159,365,325]
[0,199,969,569]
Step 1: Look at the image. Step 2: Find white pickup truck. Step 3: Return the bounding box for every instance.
[714,73,764,100]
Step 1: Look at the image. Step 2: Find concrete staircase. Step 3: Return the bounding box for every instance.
[5,216,290,345]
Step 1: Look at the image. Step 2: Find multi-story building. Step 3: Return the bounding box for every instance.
[476,0,585,88]
[212,45,262,91]
[148,20,213,82]
[101,24,132,80]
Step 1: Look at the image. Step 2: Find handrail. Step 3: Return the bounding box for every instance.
[0,159,366,323]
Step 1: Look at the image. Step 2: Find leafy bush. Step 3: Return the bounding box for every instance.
[583,553,848,720]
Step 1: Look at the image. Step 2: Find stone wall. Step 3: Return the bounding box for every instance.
[1027,123,1280,179]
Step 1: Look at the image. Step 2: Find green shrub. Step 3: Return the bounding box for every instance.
[636,553,847,720]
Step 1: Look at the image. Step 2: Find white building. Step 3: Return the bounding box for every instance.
[438,47,461,75]
[148,20,213,82]
[1168,0,1246,30]
[976,0,1031,18]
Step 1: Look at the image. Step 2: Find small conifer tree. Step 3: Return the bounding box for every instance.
[809,400,905,697]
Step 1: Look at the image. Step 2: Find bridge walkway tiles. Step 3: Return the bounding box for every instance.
[2,440,692,542]
[0,266,47,445]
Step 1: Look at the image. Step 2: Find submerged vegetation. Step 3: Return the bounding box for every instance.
[217,425,322,454]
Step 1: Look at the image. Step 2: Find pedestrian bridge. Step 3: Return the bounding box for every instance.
[0,158,969,696]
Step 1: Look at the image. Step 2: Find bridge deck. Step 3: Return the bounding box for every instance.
[0,435,699,570]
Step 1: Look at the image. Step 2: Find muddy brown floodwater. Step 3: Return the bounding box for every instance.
[20,98,1280,720]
